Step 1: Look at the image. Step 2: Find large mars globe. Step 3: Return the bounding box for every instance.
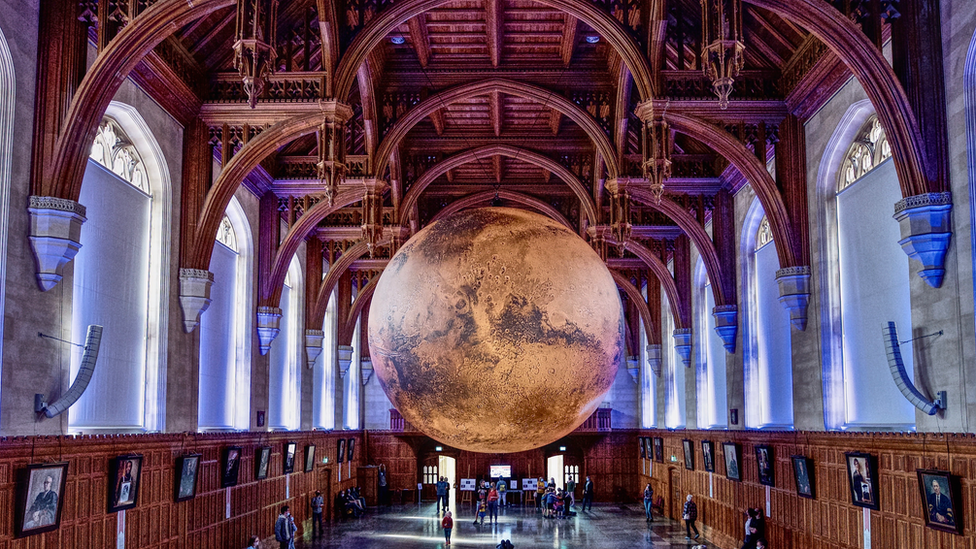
[367,208,624,453]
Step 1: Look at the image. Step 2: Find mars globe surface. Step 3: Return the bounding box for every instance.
[367,208,624,453]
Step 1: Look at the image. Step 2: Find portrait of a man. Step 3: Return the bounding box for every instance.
[653,438,664,463]
[109,455,143,512]
[845,453,879,510]
[222,447,242,488]
[256,446,271,480]
[175,454,201,502]
[702,441,715,473]
[723,442,741,481]
[304,445,316,473]
[917,470,961,534]
[284,442,298,473]
[682,439,694,470]
[17,462,68,537]
[756,446,774,486]
[791,455,814,499]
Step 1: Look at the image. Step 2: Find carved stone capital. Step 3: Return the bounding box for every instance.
[712,304,738,353]
[634,99,670,123]
[28,196,87,291]
[673,328,693,368]
[775,266,811,331]
[893,192,952,288]
[256,306,283,355]
[626,357,640,384]
[361,358,374,385]
[305,329,325,369]
[645,344,663,377]
[337,345,354,378]
[178,268,214,333]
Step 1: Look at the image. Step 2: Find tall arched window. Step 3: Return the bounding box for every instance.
[198,197,253,431]
[269,256,303,430]
[0,27,13,407]
[70,106,171,432]
[741,200,793,429]
[661,277,684,428]
[694,259,727,429]
[818,109,914,430]
[639,282,656,428]
[313,277,337,430]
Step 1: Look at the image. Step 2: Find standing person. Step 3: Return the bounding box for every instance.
[566,477,577,508]
[535,477,545,510]
[497,478,507,507]
[245,535,261,548]
[487,482,500,524]
[436,476,450,513]
[441,511,453,545]
[740,508,758,549]
[756,539,768,549]
[310,490,324,538]
[378,464,389,506]
[683,495,700,540]
[642,483,654,522]
[274,506,297,549]
[581,476,594,511]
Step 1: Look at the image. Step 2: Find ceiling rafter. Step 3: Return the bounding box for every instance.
[490,90,503,137]
[560,14,578,67]
[486,0,504,67]
[407,14,431,68]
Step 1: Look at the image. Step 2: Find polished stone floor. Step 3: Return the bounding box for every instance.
[297,498,708,549]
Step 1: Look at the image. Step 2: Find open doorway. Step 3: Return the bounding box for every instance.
[546,454,564,489]
[439,455,456,509]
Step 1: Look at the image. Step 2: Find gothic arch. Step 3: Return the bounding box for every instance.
[0,27,13,369]
[333,0,654,102]
[341,276,380,347]
[609,270,656,346]
[398,143,597,225]
[430,191,573,229]
[745,0,933,197]
[373,79,620,183]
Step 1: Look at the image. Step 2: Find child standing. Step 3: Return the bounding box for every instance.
[441,511,453,545]
[477,501,487,525]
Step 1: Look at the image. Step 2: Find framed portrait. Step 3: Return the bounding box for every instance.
[722,442,741,482]
[682,439,695,471]
[304,445,316,473]
[337,439,346,464]
[653,437,664,463]
[791,455,815,499]
[16,462,68,537]
[221,447,242,488]
[109,454,143,512]
[347,438,356,461]
[639,437,646,458]
[845,452,879,510]
[174,454,201,502]
[755,445,774,486]
[917,469,961,534]
[255,446,272,480]
[701,440,715,473]
[283,442,297,474]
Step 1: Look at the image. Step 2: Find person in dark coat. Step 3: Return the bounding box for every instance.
[581,476,594,511]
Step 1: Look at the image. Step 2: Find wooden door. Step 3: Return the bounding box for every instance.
[668,468,681,520]
[421,455,439,501]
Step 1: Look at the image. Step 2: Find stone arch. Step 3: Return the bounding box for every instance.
[745,0,932,197]
[341,275,380,347]
[0,27,13,370]
[310,239,388,331]
[399,143,597,225]
[609,270,656,347]
[374,79,619,183]
[334,0,654,102]
[430,191,573,229]
[666,112,798,270]
[814,99,874,430]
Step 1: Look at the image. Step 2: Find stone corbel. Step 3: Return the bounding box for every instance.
[337,345,354,378]
[178,268,214,333]
[305,329,325,369]
[256,306,283,355]
[673,328,692,368]
[626,356,640,383]
[712,304,738,353]
[894,192,952,288]
[646,344,662,377]
[775,266,811,331]
[28,196,87,291]
[361,358,374,385]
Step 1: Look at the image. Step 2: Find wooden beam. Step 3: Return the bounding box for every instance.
[445,168,455,183]
[189,10,235,56]
[406,14,431,68]
[429,107,446,135]
[486,0,503,67]
[613,61,632,168]
[549,108,561,136]
[649,0,668,94]
[542,168,551,183]
[316,0,341,96]
[493,154,503,183]
[560,14,578,67]
[490,91,503,137]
